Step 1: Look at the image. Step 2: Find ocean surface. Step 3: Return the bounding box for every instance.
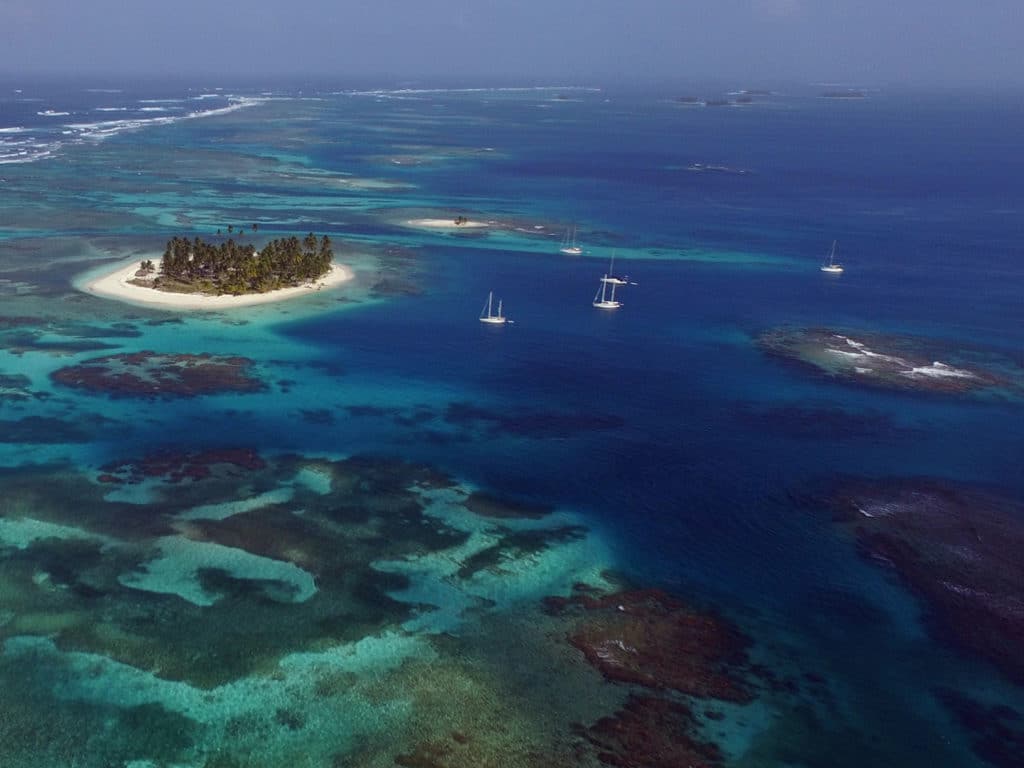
[1,76,1022,767]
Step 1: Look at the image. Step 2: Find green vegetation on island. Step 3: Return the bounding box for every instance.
[150,233,334,295]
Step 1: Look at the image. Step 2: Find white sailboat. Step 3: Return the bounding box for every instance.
[603,253,629,286]
[593,254,627,309]
[559,225,583,256]
[479,290,508,324]
[820,240,844,273]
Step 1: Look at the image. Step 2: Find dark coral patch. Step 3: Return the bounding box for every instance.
[544,587,754,702]
[732,403,908,440]
[371,276,422,297]
[343,401,624,441]
[827,478,1024,686]
[329,454,456,496]
[463,491,552,520]
[444,401,624,439]
[394,741,453,768]
[457,526,586,579]
[51,350,265,398]
[935,688,1024,768]
[0,373,37,401]
[581,694,724,768]
[0,414,114,444]
[99,447,266,484]
[298,408,336,425]
[0,315,141,356]
[345,404,395,418]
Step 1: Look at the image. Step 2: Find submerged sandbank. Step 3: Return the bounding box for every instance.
[82,258,354,310]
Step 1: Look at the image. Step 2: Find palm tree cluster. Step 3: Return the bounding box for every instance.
[158,234,333,295]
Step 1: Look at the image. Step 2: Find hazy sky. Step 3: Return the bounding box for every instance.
[1,0,1021,84]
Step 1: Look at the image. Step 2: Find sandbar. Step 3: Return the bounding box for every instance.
[83,259,354,310]
[404,218,490,230]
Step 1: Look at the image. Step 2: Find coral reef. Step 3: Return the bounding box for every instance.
[545,586,754,702]
[99,447,266,484]
[0,315,140,356]
[0,453,468,689]
[580,694,723,768]
[828,478,1024,685]
[758,327,1020,397]
[936,688,1024,768]
[51,351,265,397]
[462,491,552,520]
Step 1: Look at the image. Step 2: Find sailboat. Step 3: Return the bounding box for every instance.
[820,240,844,273]
[593,254,627,309]
[559,225,583,256]
[479,290,508,324]
[603,253,629,286]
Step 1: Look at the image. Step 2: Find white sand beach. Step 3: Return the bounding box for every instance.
[83,259,354,310]
[404,217,490,230]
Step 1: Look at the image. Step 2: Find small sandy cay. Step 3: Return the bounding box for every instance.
[83,258,354,310]
[403,217,491,230]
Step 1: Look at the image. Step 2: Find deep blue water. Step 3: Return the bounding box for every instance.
[1,77,1022,766]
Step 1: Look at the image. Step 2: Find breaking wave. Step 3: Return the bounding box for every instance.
[0,96,263,165]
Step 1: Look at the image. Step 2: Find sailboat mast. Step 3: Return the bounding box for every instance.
[487,291,493,318]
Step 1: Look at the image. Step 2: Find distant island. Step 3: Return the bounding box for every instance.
[686,163,750,175]
[820,90,866,99]
[674,95,755,107]
[149,233,334,295]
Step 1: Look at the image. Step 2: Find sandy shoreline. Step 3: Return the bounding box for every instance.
[404,217,490,230]
[83,259,354,310]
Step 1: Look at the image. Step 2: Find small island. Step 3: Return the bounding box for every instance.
[153,233,333,295]
[83,233,354,310]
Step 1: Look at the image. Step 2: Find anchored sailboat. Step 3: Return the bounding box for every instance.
[479,290,508,324]
[820,240,844,273]
[602,253,629,286]
[560,225,583,256]
[593,254,628,309]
